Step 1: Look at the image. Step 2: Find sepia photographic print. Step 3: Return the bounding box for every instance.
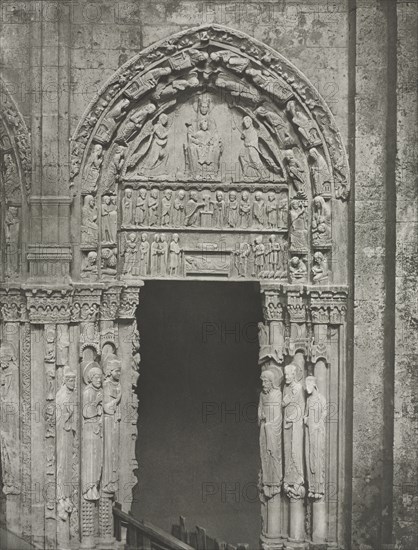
[0,1,417,549]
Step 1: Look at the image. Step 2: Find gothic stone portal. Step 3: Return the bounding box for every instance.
[0,25,349,550]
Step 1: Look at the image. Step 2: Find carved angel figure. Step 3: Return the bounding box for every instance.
[127,113,170,177]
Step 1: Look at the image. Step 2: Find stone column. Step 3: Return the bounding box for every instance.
[259,285,286,549]
[284,291,309,549]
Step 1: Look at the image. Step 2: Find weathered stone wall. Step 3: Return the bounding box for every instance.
[0,1,416,549]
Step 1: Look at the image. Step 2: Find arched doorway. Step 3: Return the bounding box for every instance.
[61,23,350,549]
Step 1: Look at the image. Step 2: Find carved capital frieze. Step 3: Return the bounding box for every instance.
[0,287,26,322]
[308,287,348,325]
[24,287,73,324]
[286,289,307,323]
[100,286,122,320]
[72,286,102,323]
[118,284,143,319]
[260,284,285,322]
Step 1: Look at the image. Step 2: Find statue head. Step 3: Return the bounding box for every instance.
[305,375,318,395]
[139,187,147,198]
[198,94,211,115]
[128,232,136,243]
[125,188,132,198]
[241,190,249,201]
[284,363,297,385]
[255,235,263,245]
[200,120,208,131]
[216,190,224,201]
[159,113,168,126]
[141,233,148,242]
[172,233,179,242]
[268,191,275,201]
[229,191,237,201]
[165,189,172,199]
[87,251,97,265]
[269,234,277,243]
[313,196,325,210]
[178,189,185,199]
[103,354,122,381]
[103,195,110,205]
[255,191,262,201]
[243,116,253,129]
[63,366,76,391]
[94,143,103,156]
[290,256,300,268]
[151,188,158,198]
[86,365,103,389]
[260,370,275,394]
[313,251,324,265]
[190,190,198,201]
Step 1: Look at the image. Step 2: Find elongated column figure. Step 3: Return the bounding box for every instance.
[259,368,283,549]
[81,362,103,549]
[100,353,122,547]
[283,361,306,547]
[305,376,327,544]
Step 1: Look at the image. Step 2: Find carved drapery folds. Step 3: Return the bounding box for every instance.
[0,283,141,550]
[71,25,348,284]
[259,284,347,549]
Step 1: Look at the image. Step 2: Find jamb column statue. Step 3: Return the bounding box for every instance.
[304,376,327,545]
[56,367,77,550]
[99,353,122,547]
[81,362,103,549]
[259,369,284,550]
[282,362,306,547]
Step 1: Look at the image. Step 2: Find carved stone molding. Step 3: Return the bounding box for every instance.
[0,77,32,197]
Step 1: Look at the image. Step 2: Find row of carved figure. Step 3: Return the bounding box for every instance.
[121,187,288,229]
[259,365,326,502]
[81,191,331,251]
[80,230,329,282]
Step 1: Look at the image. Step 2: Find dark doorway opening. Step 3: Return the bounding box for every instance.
[133,281,262,548]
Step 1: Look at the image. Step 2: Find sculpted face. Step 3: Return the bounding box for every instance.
[261,375,273,394]
[126,189,132,198]
[306,378,315,395]
[91,372,102,389]
[111,365,121,382]
[65,375,76,391]
[178,190,185,199]
[140,188,146,198]
[285,365,296,385]
[242,191,249,201]
[243,116,252,129]
[229,191,237,201]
